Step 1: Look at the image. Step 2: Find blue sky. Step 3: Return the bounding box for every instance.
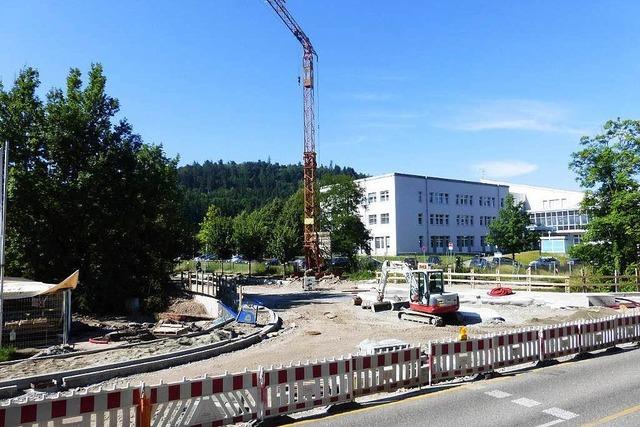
[2,1,639,190]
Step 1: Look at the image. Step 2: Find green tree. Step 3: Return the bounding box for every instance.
[232,210,269,262]
[487,194,537,260]
[320,175,371,261]
[569,119,640,274]
[267,189,303,263]
[0,65,184,313]
[197,206,234,259]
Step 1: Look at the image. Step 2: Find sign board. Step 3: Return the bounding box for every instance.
[448,242,454,251]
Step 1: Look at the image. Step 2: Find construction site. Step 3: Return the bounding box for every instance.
[1,1,640,426]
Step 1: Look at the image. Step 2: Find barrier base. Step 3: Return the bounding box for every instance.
[536,359,560,368]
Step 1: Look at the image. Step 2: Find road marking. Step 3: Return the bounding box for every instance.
[535,419,565,427]
[288,385,466,425]
[485,390,512,399]
[582,402,640,426]
[544,407,579,420]
[512,397,541,408]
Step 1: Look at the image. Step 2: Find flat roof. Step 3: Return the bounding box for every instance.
[356,172,509,187]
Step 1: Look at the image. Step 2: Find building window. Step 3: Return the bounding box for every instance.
[380,190,389,202]
[368,214,377,225]
[456,235,475,248]
[456,215,473,226]
[500,198,504,208]
[368,192,377,204]
[429,192,433,203]
[418,213,423,225]
[491,197,496,207]
[380,213,389,224]
[418,191,422,202]
[418,235,424,248]
[429,192,449,205]
[430,235,449,249]
[374,237,384,249]
[456,194,472,206]
[385,236,391,248]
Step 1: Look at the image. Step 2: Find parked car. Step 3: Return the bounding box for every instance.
[469,257,490,269]
[230,255,247,264]
[264,258,279,267]
[427,256,441,265]
[529,257,559,269]
[328,256,350,268]
[491,257,520,267]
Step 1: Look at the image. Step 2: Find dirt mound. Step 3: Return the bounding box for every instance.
[166,299,208,316]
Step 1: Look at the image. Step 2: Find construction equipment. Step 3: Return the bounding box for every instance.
[355,260,409,311]
[397,269,459,326]
[265,0,321,273]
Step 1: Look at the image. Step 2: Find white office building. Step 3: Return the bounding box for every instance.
[482,180,587,254]
[357,173,586,256]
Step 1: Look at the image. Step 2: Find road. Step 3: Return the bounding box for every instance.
[287,344,640,427]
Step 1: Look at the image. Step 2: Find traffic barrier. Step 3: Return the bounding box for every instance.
[0,386,139,427]
[539,323,581,361]
[428,337,493,385]
[3,311,640,426]
[352,347,421,396]
[492,329,540,368]
[261,357,352,418]
[614,312,640,345]
[580,317,617,352]
[147,370,260,426]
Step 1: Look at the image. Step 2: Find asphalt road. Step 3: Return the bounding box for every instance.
[286,344,640,427]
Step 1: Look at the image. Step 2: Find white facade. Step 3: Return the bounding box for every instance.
[356,174,586,256]
[357,173,508,256]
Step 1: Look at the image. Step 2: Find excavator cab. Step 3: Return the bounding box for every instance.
[409,270,444,303]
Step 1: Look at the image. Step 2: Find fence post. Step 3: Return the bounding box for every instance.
[636,268,639,292]
[581,268,587,293]
[470,269,475,289]
[136,385,152,427]
[447,268,452,287]
[527,267,532,292]
[614,269,619,293]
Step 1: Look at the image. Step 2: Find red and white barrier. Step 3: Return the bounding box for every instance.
[352,347,421,396]
[148,370,259,426]
[493,329,540,369]
[580,317,617,352]
[614,312,640,345]
[0,386,139,427]
[540,323,581,361]
[261,357,352,418]
[428,337,493,385]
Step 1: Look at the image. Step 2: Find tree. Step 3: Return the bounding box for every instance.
[320,175,371,261]
[197,206,234,259]
[487,194,537,260]
[569,119,640,274]
[232,210,269,262]
[267,190,303,263]
[0,65,185,313]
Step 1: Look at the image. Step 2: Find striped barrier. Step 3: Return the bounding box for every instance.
[493,329,540,369]
[0,386,139,427]
[148,370,259,426]
[540,323,581,361]
[428,337,493,385]
[2,310,640,426]
[580,317,617,353]
[614,312,640,345]
[352,347,421,396]
[261,357,352,418]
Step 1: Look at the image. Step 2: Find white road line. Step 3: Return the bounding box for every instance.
[535,419,564,427]
[484,390,512,399]
[512,397,541,408]
[543,407,579,420]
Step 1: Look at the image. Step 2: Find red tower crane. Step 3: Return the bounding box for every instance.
[265,0,321,272]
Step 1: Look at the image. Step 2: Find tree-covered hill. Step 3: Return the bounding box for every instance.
[179,160,366,230]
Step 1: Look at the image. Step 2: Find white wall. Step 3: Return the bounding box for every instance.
[356,174,397,256]
[394,175,428,254]
[482,180,584,211]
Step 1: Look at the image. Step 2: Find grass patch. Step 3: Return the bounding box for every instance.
[0,346,16,362]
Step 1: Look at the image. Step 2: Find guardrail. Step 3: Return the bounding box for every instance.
[3,309,639,426]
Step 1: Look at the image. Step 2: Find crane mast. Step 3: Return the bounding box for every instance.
[265,0,321,272]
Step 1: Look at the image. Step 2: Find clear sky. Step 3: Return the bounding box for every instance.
[2,1,639,190]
